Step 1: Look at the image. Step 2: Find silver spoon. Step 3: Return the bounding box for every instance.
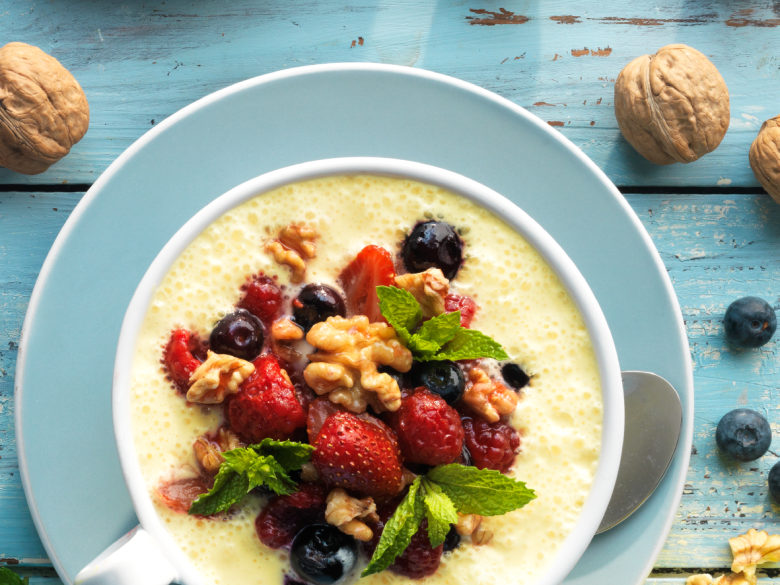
[596,371,683,534]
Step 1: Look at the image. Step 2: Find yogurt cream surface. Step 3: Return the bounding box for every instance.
[129,174,604,585]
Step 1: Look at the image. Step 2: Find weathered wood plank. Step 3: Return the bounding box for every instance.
[0,0,777,188]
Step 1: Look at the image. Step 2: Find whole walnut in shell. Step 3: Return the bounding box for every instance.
[614,44,729,165]
[749,115,780,203]
[0,42,89,174]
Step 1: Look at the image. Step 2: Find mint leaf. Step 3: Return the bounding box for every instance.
[407,335,441,356]
[426,464,536,516]
[0,568,29,585]
[189,467,250,515]
[362,477,425,577]
[421,328,509,362]
[377,286,422,338]
[251,439,314,472]
[247,456,297,495]
[415,311,462,347]
[421,478,459,548]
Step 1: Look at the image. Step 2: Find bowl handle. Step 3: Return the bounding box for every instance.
[75,526,178,585]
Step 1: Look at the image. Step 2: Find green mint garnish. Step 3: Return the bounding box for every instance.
[0,568,29,585]
[188,440,314,516]
[362,464,536,576]
[376,285,508,362]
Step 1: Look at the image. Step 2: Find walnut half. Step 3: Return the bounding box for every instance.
[266,225,318,283]
[187,351,254,404]
[325,488,378,542]
[304,316,413,413]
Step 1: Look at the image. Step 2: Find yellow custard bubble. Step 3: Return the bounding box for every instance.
[130,175,603,585]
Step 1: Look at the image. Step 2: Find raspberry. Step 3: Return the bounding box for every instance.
[365,505,442,579]
[255,483,328,549]
[163,329,202,393]
[460,410,520,473]
[156,476,212,514]
[238,274,283,326]
[386,388,464,466]
[444,294,477,328]
[227,354,307,443]
[312,411,404,498]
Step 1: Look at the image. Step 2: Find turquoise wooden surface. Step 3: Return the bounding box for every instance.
[4,0,780,583]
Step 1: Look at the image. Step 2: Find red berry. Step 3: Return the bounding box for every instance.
[255,483,328,549]
[339,245,396,323]
[238,274,283,326]
[312,411,404,498]
[460,411,520,473]
[163,329,202,393]
[156,476,212,514]
[386,388,464,466]
[365,506,442,579]
[444,294,478,328]
[306,396,346,443]
[227,354,307,443]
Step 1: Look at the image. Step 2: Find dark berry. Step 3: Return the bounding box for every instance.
[238,274,283,326]
[460,410,520,473]
[458,445,474,467]
[292,284,346,332]
[378,365,407,392]
[769,462,780,503]
[715,409,772,462]
[501,363,530,390]
[255,483,328,549]
[442,526,461,553]
[724,297,777,348]
[290,524,357,585]
[210,309,264,361]
[412,361,465,405]
[402,221,463,280]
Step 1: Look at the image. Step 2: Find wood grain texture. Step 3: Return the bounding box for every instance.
[0,0,778,188]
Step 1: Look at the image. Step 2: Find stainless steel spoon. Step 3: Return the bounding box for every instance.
[596,371,683,534]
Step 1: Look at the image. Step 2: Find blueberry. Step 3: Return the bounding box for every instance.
[458,445,473,467]
[412,360,465,405]
[292,284,346,332]
[442,526,461,553]
[402,220,463,280]
[769,462,780,503]
[501,363,530,390]
[715,409,772,462]
[210,309,264,361]
[290,524,357,585]
[724,297,777,348]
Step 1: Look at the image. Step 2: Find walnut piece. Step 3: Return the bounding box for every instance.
[686,576,713,585]
[193,428,243,475]
[463,367,519,423]
[730,529,780,578]
[304,316,413,412]
[712,573,756,585]
[749,115,780,204]
[265,225,318,283]
[325,488,379,542]
[187,351,255,404]
[0,43,90,175]
[614,44,729,165]
[455,513,483,536]
[272,317,304,341]
[472,528,493,546]
[394,268,449,318]
[300,462,319,483]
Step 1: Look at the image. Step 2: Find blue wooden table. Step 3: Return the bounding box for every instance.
[2,1,780,583]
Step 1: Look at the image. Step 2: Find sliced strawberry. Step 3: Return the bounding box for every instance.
[444,294,478,328]
[163,329,202,393]
[339,245,396,322]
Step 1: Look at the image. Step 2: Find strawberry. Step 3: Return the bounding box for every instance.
[444,294,478,328]
[255,483,328,549]
[311,410,404,498]
[237,274,283,326]
[227,354,308,443]
[156,476,212,514]
[386,387,464,466]
[339,245,396,322]
[163,329,202,393]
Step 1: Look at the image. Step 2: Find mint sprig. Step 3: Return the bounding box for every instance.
[376,286,509,361]
[0,568,29,585]
[189,439,314,516]
[362,464,536,576]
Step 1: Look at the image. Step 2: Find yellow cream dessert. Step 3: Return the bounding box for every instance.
[129,175,603,585]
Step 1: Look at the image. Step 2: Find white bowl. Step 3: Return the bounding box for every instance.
[76,157,623,585]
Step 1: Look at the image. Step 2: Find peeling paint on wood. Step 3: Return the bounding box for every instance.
[467,8,529,25]
[550,15,581,25]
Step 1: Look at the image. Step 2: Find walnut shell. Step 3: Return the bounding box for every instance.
[0,42,89,174]
[749,115,780,203]
[614,44,729,165]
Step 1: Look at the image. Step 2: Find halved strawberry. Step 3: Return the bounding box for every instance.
[339,245,396,322]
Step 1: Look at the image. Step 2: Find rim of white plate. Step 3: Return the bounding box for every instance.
[112,157,623,585]
[14,63,693,585]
